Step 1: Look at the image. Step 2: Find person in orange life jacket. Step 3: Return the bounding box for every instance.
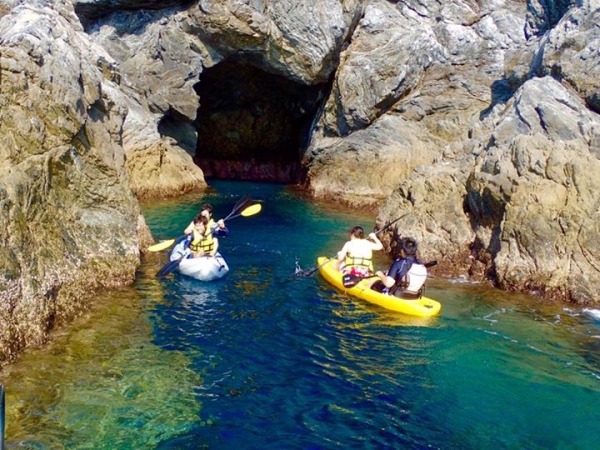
[335,225,383,277]
[370,237,428,298]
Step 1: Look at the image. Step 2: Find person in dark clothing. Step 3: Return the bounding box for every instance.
[370,237,428,298]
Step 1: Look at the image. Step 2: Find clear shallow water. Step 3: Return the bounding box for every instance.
[2,181,600,449]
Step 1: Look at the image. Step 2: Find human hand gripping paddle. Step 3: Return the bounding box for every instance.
[154,197,262,278]
[295,212,410,278]
[147,195,254,253]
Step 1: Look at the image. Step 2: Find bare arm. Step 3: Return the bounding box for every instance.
[368,232,383,251]
[375,270,396,288]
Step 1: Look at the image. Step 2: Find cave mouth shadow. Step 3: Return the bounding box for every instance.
[192,61,327,183]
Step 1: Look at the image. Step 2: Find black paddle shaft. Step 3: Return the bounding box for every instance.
[297,212,411,278]
[342,260,438,288]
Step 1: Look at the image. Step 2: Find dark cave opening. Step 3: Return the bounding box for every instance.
[191,61,327,183]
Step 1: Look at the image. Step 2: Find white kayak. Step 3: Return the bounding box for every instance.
[170,239,229,281]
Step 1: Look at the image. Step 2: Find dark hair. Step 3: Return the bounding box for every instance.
[350,226,364,239]
[401,237,418,256]
[201,204,213,215]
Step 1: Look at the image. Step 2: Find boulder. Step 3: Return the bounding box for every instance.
[377,77,600,304]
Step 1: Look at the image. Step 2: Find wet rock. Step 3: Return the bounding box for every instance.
[0,0,147,366]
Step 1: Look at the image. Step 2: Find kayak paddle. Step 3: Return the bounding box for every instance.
[155,198,263,278]
[148,197,261,253]
[295,212,410,278]
[342,260,438,288]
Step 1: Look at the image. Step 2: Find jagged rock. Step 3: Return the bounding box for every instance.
[468,77,600,303]
[305,114,441,208]
[84,6,208,195]
[0,0,148,366]
[186,0,364,84]
[525,0,576,38]
[319,0,444,136]
[531,1,600,113]
[378,77,600,304]
[82,0,364,190]
[126,137,206,198]
[305,0,527,208]
[376,160,476,277]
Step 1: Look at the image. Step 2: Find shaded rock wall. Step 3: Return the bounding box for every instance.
[192,61,323,181]
[0,0,148,366]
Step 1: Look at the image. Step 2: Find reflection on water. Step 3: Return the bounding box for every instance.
[2,265,203,449]
[2,181,600,449]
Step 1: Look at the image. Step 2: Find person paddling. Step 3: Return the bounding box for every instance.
[335,225,383,277]
[182,203,229,258]
[184,203,229,238]
[370,237,428,299]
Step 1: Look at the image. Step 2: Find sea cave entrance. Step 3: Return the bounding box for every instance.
[185,61,327,183]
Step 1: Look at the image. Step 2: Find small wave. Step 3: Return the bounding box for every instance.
[563,307,581,317]
[582,308,600,320]
[448,276,481,285]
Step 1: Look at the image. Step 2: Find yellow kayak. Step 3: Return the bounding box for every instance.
[317,256,441,317]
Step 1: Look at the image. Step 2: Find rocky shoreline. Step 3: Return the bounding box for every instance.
[1,0,599,366]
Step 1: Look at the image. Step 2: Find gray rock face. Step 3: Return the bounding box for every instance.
[306,114,441,207]
[467,77,600,303]
[378,76,600,304]
[83,5,208,197]
[320,1,443,136]
[305,0,527,207]
[187,0,363,83]
[532,1,600,113]
[525,0,576,38]
[0,0,148,365]
[82,0,363,188]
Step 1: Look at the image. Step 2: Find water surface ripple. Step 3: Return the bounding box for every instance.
[3,181,600,449]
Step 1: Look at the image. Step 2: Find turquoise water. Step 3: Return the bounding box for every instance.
[2,181,600,449]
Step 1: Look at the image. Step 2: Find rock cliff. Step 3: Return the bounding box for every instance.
[1,0,599,365]
[0,0,152,365]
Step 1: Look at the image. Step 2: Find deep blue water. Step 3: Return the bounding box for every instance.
[3,181,600,449]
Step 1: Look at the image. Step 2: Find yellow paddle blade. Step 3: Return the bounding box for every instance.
[147,239,175,252]
[241,203,262,217]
